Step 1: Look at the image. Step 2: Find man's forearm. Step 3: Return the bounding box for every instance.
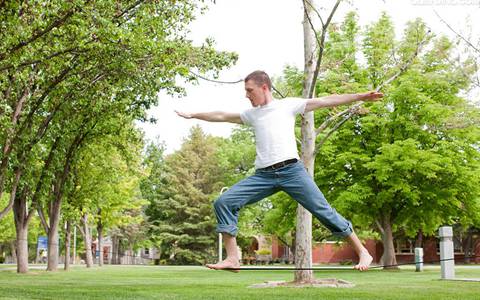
[305,93,364,112]
[176,110,242,124]
[191,111,225,122]
[318,93,363,107]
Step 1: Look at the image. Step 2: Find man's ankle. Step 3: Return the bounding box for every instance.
[359,250,372,258]
[225,257,239,264]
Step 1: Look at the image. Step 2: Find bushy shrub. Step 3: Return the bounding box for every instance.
[255,248,271,255]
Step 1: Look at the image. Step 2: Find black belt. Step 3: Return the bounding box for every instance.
[260,158,298,171]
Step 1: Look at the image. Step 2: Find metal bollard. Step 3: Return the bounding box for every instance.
[218,187,229,263]
[439,226,455,280]
[218,233,223,263]
[414,247,423,272]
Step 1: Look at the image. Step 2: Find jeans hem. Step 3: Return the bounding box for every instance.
[216,224,238,236]
[331,223,354,238]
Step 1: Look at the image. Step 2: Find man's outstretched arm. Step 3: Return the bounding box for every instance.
[304,92,383,113]
[175,110,243,124]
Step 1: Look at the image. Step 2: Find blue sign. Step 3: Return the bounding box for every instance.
[37,236,48,251]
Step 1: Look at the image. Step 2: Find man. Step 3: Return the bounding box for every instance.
[176,70,383,271]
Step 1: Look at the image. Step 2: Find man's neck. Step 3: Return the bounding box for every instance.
[260,95,274,107]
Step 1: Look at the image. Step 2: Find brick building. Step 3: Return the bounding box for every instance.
[267,236,480,265]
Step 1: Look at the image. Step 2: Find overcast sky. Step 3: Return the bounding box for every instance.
[137,0,480,153]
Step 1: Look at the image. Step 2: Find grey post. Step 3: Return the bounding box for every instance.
[218,233,223,263]
[414,247,423,272]
[218,187,229,263]
[439,226,455,280]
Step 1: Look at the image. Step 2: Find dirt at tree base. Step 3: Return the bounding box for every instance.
[248,278,355,288]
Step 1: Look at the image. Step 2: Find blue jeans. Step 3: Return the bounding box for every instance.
[214,161,353,237]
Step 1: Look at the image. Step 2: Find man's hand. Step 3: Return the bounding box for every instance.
[175,110,193,119]
[360,91,383,102]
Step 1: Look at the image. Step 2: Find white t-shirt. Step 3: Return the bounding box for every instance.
[240,98,308,169]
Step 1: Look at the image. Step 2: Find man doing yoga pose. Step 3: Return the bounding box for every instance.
[176,70,383,271]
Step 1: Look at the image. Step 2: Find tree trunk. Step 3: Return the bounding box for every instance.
[296,111,314,282]
[46,196,62,271]
[13,186,32,273]
[46,227,59,271]
[97,219,104,267]
[10,241,17,264]
[296,109,315,283]
[111,235,119,265]
[46,130,84,269]
[415,229,423,248]
[464,229,473,264]
[379,214,398,269]
[129,245,134,265]
[64,220,71,271]
[15,221,29,273]
[289,231,296,264]
[295,0,318,283]
[81,214,94,268]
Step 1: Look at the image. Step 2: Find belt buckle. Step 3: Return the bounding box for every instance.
[271,162,283,170]
[273,160,290,170]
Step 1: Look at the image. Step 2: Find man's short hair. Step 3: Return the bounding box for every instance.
[244,70,272,91]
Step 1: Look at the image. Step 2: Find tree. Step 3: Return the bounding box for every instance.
[144,126,225,264]
[65,126,145,268]
[0,194,16,262]
[312,17,480,268]
[295,0,341,283]
[0,0,236,273]
[277,3,478,272]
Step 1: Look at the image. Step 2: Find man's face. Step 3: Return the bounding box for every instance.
[245,80,267,107]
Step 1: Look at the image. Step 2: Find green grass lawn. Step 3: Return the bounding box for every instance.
[0,265,479,299]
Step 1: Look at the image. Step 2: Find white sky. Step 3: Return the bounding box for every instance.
[137,0,480,153]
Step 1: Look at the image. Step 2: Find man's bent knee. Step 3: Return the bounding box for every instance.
[213,196,229,213]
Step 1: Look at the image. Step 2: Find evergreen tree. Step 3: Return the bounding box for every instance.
[144,126,225,264]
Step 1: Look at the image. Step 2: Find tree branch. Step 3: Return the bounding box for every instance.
[188,70,243,84]
[0,47,82,72]
[1,73,14,110]
[313,27,430,150]
[314,112,353,156]
[0,168,21,220]
[315,108,351,137]
[30,137,60,209]
[302,0,322,46]
[375,219,385,236]
[303,0,324,27]
[77,222,86,237]
[36,204,50,234]
[0,74,35,200]
[0,0,7,11]
[17,61,76,136]
[308,0,341,98]
[115,0,146,20]
[0,9,77,62]
[272,85,286,99]
[433,9,480,54]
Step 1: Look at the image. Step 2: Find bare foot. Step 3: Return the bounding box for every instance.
[354,251,373,271]
[206,259,240,273]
